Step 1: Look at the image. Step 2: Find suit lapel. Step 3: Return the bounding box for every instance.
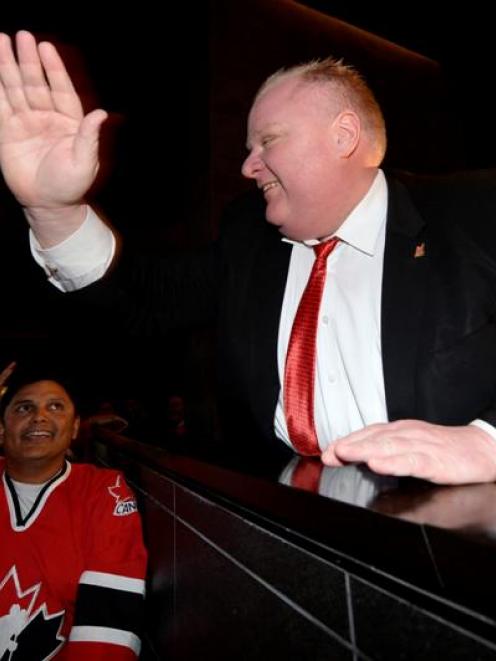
[382,176,428,421]
[248,227,292,440]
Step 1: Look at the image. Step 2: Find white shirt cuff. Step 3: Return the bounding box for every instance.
[470,419,496,442]
[29,208,116,292]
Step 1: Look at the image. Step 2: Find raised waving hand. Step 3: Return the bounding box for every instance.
[0,31,107,244]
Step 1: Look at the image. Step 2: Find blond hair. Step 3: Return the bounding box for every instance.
[257,57,386,163]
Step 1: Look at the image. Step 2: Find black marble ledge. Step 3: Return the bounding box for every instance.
[93,431,496,629]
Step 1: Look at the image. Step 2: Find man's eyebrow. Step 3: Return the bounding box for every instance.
[10,398,33,406]
[247,123,283,149]
[10,395,67,405]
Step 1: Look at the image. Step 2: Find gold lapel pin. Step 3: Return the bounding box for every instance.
[414,242,425,258]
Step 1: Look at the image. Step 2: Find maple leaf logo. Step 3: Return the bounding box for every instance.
[107,475,138,517]
[0,566,65,660]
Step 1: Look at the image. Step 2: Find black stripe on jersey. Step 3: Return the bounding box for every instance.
[5,463,67,527]
[74,584,145,637]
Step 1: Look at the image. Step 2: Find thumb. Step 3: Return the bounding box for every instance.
[73,108,108,168]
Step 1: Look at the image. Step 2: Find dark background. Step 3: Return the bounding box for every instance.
[0,4,210,409]
[304,1,496,168]
[0,1,494,413]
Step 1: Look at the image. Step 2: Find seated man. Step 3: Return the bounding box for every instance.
[0,368,147,659]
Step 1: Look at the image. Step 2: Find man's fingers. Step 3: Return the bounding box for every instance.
[0,34,14,117]
[323,422,496,484]
[333,435,402,462]
[0,32,29,112]
[38,40,83,119]
[0,361,16,398]
[16,30,54,111]
[320,444,347,467]
[367,452,437,481]
[321,425,391,465]
[73,108,108,166]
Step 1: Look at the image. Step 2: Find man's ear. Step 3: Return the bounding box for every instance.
[72,416,81,440]
[332,110,361,158]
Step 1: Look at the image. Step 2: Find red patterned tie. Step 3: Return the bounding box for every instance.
[284,238,339,455]
[290,458,324,493]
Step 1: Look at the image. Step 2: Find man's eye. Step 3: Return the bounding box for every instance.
[262,136,275,147]
[14,404,31,414]
[48,402,64,411]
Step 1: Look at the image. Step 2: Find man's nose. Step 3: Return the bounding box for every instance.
[33,407,49,421]
[241,149,263,179]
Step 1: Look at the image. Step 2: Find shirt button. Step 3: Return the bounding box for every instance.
[328,373,337,384]
[322,315,329,325]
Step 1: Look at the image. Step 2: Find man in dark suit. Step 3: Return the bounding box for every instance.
[1,31,496,485]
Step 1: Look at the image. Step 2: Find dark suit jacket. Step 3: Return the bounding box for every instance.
[75,171,496,454]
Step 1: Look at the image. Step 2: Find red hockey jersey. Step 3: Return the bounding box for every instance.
[0,459,147,660]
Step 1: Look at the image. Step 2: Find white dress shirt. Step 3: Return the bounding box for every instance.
[275,170,389,450]
[29,171,496,446]
[30,208,115,292]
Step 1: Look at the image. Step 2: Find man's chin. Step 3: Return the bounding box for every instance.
[265,213,289,234]
[274,223,307,242]
[265,213,306,241]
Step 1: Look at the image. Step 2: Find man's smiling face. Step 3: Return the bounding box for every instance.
[1,380,80,482]
[242,76,345,241]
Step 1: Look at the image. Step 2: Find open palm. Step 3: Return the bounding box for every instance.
[0,31,106,209]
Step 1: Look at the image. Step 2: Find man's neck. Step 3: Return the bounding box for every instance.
[5,459,66,484]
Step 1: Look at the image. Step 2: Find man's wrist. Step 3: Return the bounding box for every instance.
[30,207,116,292]
[24,203,88,248]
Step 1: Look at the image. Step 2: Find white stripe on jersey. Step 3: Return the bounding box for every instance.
[79,570,145,595]
[69,625,141,654]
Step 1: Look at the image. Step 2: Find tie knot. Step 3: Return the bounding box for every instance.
[313,237,339,261]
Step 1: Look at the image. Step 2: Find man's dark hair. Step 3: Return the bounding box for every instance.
[0,365,80,419]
